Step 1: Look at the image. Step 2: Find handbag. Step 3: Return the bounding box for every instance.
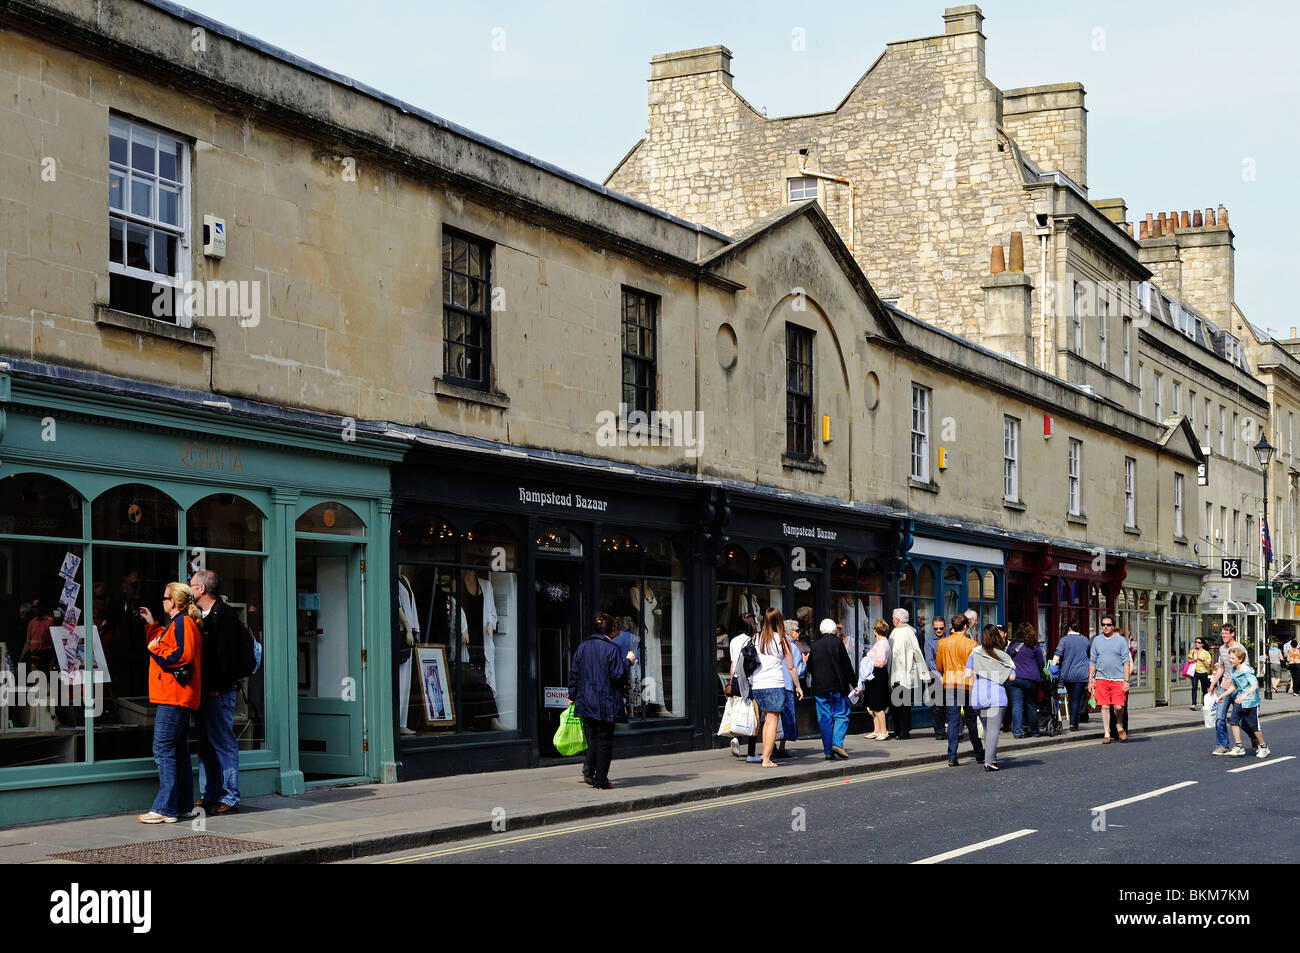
[1182,660,1197,678]
[718,695,759,737]
[553,704,587,756]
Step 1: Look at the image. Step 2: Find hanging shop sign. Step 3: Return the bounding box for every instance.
[1281,583,1300,604]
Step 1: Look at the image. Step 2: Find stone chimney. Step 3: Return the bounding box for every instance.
[1134,204,1235,326]
[650,46,733,87]
[1092,198,1127,224]
[983,240,1034,361]
[1002,82,1088,190]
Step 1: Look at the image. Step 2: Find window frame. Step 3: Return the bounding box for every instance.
[1174,472,1185,537]
[1124,456,1136,528]
[1068,438,1082,516]
[787,176,818,202]
[620,287,658,415]
[1003,415,1020,502]
[108,114,191,325]
[441,227,494,391]
[785,323,815,460]
[911,383,931,483]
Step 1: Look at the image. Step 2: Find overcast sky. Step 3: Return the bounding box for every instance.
[174,0,1297,337]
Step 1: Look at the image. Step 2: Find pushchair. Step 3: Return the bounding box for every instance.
[1038,672,1066,736]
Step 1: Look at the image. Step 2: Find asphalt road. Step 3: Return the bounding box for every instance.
[358,712,1300,865]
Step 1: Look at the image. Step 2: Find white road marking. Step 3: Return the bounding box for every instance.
[1090,780,1197,813]
[912,829,1036,865]
[1228,755,1295,773]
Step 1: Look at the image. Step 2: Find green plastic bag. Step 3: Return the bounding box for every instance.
[553,704,587,756]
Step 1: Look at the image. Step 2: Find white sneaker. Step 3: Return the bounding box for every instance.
[137,810,177,824]
[1227,745,1247,757]
[729,737,742,759]
[1256,746,1271,759]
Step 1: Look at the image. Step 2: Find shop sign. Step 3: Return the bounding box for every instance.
[1281,583,1300,604]
[180,440,244,472]
[781,522,838,542]
[1057,562,1077,573]
[518,486,609,513]
[543,686,571,709]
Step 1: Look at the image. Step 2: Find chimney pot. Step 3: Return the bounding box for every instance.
[1124,222,1133,237]
[1180,211,1190,228]
[1218,204,1229,227]
[1138,220,1149,239]
[1291,326,1297,339]
[1193,209,1203,227]
[1205,207,1216,226]
[1009,231,1025,272]
[990,244,1006,274]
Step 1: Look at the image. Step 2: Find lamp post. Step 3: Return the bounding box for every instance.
[1254,434,1275,700]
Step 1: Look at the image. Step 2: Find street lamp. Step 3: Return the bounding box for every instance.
[1254,434,1275,700]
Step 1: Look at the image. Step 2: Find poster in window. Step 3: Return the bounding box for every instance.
[417,644,455,727]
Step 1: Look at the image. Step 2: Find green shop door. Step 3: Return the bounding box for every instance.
[296,541,365,779]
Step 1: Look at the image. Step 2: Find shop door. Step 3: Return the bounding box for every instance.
[536,558,585,756]
[1154,605,1167,705]
[295,541,365,779]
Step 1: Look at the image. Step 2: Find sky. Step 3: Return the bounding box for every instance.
[173,0,1298,337]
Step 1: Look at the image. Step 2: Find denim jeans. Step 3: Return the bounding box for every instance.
[198,688,240,806]
[1007,681,1040,736]
[1215,696,1231,748]
[814,692,849,754]
[945,703,984,762]
[1064,680,1088,729]
[780,688,798,743]
[151,703,193,818]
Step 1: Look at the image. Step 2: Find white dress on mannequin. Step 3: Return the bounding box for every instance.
[397,575,419,731]
[634,584,663,707]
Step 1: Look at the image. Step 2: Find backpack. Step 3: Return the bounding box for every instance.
[232,613,259,680]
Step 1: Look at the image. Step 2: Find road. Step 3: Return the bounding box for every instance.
[354,712,1300,865]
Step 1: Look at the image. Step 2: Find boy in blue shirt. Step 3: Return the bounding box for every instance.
[1223,646,1270,759]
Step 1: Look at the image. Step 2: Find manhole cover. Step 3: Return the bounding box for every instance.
[52,834,278,864]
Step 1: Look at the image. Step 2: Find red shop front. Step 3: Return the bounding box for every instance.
[1005,544,1126,654]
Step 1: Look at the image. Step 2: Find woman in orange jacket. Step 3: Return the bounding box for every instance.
[136,582,203,823]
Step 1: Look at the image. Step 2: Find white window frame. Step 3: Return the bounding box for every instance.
[787,177,818,202]
[1188,389,1196,429]
[1232,412,1239,461]
[1233,509,1240,558]
[1174,473,1184,537]
[109,114,191,325]
[1003,416,1020,502]
[1172,381,1181,416]
[1123,317,1131,381]
[1068,439,1082,516]
[1245,515,1253,571]
[1098,299,1109,371]
[1219,406,1226,455]
[910,384,931,483]
[1072,283,1083,355]
[1124,457,1136,528]
[1152,372,1163,420]
[1137,363,1145,416]
[1204,398,1212,446]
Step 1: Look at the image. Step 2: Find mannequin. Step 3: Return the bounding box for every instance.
[838,594,869,665]
[396,572,418,734]
[454,569,504,731]
[630,582,663,707]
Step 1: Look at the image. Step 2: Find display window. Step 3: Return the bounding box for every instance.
[830,556,885,667]
[597,533,685,720]
[0,474,267,768]
[899,562,936,633]
[395,512,520,737]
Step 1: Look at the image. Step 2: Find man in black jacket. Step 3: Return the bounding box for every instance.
[807,618,856,760]
[190,570,243,815]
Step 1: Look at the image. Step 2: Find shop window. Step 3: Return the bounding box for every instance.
[718,545,748,584]
[643,536,683,579]
[92,483,179,545]
[832,555,885,668]
[0,472,83,538]
[754,548,785,615]
[296,502,365,536]
[536,526,582,557]
[187,494,264,551]
[396,516,520,738]
[900,561,936,632]
[599,530,686,720]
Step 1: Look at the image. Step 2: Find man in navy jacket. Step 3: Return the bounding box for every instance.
[569,612,633,789]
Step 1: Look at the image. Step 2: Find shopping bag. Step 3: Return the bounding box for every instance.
[718,696,759,737]
[553,704,587,756]
[1087,687,1098,710]
[1182,661,1197,678]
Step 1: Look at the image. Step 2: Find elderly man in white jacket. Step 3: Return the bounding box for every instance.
[888,608,930,740]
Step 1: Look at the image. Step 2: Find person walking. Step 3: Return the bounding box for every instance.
[1223,645,1270,758]
[1268,641,1285,695]
[887,608,928,740]
[1089,614,1132,744]
[807,618,855,759]
[776,619,807,759]
[1006,623,1045,738]
[728,618,761,763]
[925,616,947,740]
[568,611,634,789]
[136,582,203,823]
[1186,637,1213,709]
[860,619,892,740]
[1050,619,1091,731]
[966,624,1015,771]
[189,570,243,816]
[750,608,804,767]
[936,614,984,767]
[1285,636,1300,696]
[1208,624,1243,755]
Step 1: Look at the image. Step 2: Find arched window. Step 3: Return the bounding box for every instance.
[187,494,263,551]
[296,502,364,536]
[93,483,179,544]
[0,472,83,538]
[599,533,641,576]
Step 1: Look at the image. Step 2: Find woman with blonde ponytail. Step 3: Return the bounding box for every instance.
[136,581,204,823]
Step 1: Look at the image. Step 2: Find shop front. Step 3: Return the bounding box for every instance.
[392,446,708,779]
[1005,544,1126,655]
[1117,561,1205,710]
[0,365,399,825]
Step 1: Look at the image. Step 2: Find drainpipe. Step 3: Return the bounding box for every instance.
[1037,217,1051,371]
[798,149,854,252]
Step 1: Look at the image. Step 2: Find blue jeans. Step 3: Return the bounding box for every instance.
[151,703,193,818]
[780,688,798,743]
[1008,681,1040,736]
[1064,681,1088,729]
[946,702,984,762]
[198,688,240,806]
[814,692,849,753]
[1215,696,1231,748]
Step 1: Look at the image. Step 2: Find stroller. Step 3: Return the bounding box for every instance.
[1037,670,1066,736]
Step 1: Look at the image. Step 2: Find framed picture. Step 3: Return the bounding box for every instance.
[416,644,454,727]
[297,637,316,695]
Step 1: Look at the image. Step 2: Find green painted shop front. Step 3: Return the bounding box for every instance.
[0,368,401,826]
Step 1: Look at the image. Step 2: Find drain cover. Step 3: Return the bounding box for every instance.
[52,834,278,864]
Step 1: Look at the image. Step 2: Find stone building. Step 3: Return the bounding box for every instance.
[0,0,1203,823]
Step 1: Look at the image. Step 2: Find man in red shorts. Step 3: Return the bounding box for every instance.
[1088,615,1132,743]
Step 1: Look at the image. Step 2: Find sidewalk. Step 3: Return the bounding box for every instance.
[5,693,1297,864]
